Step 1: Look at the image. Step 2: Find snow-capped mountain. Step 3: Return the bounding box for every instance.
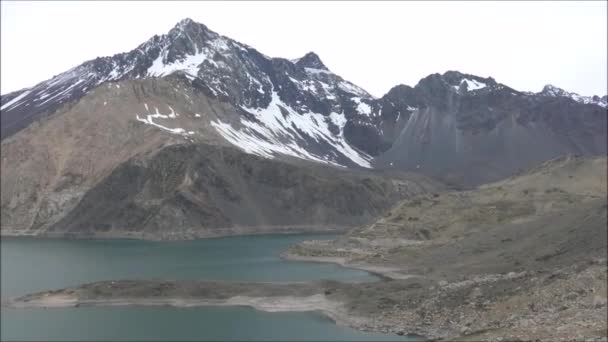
[1,18,381,168]
[539,84,607,108]
[1,18,606,181]
[1,17,606,237]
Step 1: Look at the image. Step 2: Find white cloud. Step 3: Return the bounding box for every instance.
[1,1,606,97]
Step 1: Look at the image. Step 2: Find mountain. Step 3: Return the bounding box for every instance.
[1,18,606,237]
[1,18,376,168]
[373,72,607,185]
[539,84,608,107]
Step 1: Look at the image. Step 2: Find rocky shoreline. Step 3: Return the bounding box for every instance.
[4,257,606,341]
[282,251,608,341]
[275,156,608,341]
[2,279,391,339]
[280,252,415,281]
[0,225,350,241]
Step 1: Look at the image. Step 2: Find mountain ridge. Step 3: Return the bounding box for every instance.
[1,19,606,192]
[2,17,605,121]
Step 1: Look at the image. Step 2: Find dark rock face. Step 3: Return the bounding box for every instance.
[48,144,433,236]
[373,73,607,186]
[295,52,329,70]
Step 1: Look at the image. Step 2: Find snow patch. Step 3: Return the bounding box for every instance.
[148,49,208,78]
[167,106,178,118]
[305,67,332,75]
[339,81,370,97]
[329,112,346,128]
[453,78,487,92]
[542,85,608,108]
[146,37,235,80]
[351,97,372,116]
[135,106,192,136]
[212,90,371,168]
[208,37,230,51]
[38,79,85,106]
[1,90,32,111]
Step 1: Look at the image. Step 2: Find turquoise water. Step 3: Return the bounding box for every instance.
[1,235,416,341]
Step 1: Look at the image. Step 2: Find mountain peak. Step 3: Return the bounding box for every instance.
[179,17,195,25]
[541,84,567,96]
[442,70,465,79]
[442,71,496,88]
[156,18,219,66]
[175,18,200,29]
[540,84,607,107]
[295,52,328,71]
[169,18,211,37]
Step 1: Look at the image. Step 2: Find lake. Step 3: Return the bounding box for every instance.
[1,234,416,341]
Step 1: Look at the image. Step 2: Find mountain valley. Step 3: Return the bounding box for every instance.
[1,16,607,342]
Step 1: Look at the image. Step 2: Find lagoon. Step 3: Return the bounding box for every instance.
[1,234,413,341]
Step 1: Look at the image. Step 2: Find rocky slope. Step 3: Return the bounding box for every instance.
[287,155,608,340]
[42,143,439,240]
[374,75,607,186]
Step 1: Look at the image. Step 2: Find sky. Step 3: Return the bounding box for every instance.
[1,1,606,97]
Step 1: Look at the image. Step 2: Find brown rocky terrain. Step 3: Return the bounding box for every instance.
[44,142,440,240]
[285,155,608,340]
[1,76,222,234]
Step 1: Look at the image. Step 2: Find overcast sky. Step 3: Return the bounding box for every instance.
[1,1,606,97]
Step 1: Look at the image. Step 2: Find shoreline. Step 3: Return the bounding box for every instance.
[4,259,606,341]
[280,252,420,281]
[0,234,425,338]
[4,230,606,341]
[0,233,434,339]
[5,293,342,313]
[0,225,353,242]
[2,291,412,339]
